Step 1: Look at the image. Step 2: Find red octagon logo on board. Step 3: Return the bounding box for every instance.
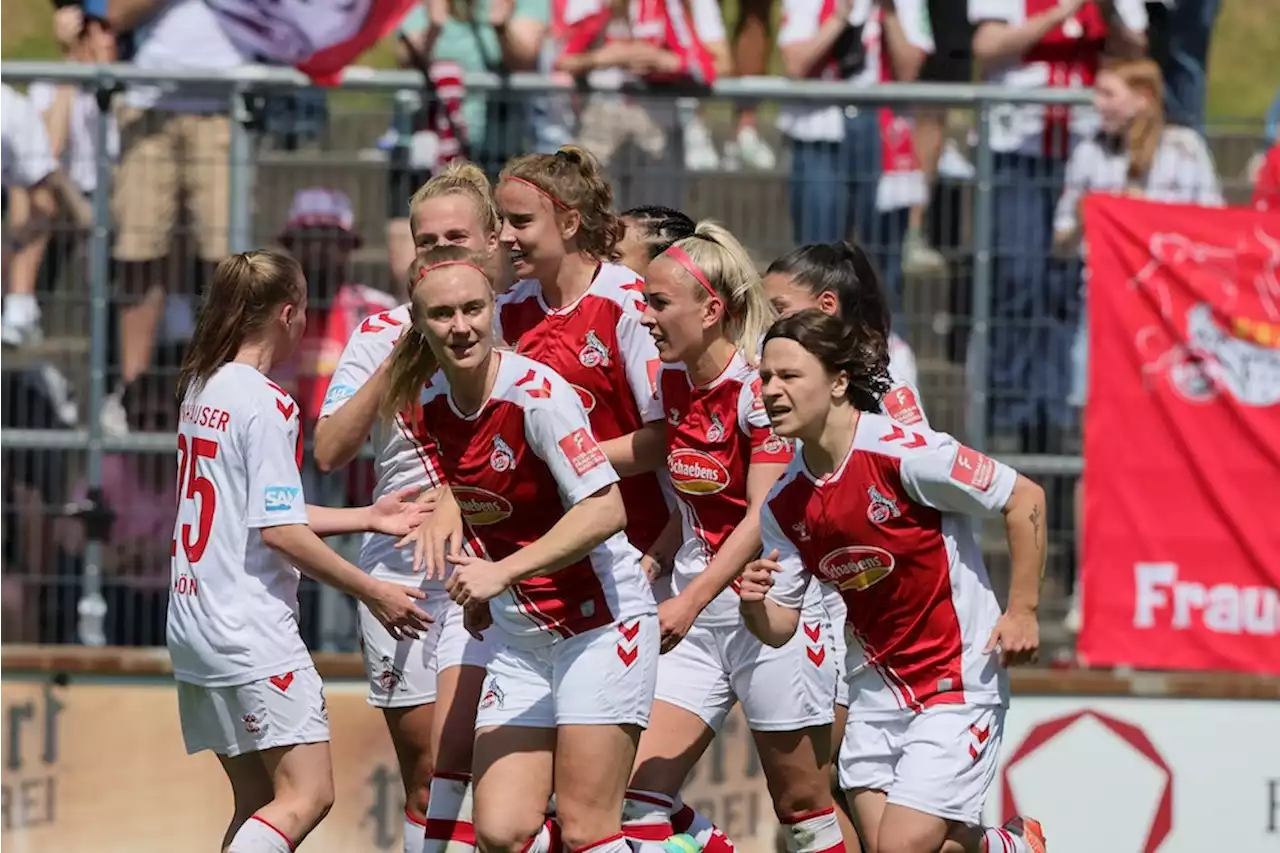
[1002,710,1173,853]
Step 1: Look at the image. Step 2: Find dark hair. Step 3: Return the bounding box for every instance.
[500,145,624,261]
[763,309,890,413]
[766,241,891,337]
[621,205,697,259]
[178,250,304,398]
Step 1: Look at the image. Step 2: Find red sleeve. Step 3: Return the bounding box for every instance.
[1252,145,1280,213]
[560,9,612,57]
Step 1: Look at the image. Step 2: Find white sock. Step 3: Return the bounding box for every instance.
[228,815,294,852]
[406,809,427,853]
[522,818,561,853]
[780,807,843,853]
[981,826,1030,853]
[671,798,735,853]
[572,832,632,853]
[622,789,675,843]
[423,772,476,853]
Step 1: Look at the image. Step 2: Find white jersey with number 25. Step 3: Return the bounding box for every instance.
[168,362,314,688]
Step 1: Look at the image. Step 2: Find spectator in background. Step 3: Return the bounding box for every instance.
[727,0,780,171]
[398,0,548,177]
[271,189,399,502]
[675,0,733,173]
[777,0,933,318]
[102,0,251,435]
[1143,0,1219,132]
[54,357,181,646]
[30,6,120,298]
[556,0,719,209]
[902,0,968,275]
[2,84,60,347]
[970,0,1146,453]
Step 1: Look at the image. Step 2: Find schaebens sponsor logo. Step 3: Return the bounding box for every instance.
[265,486,302,512]
[819,546,895,591]
[667,449,729,496]
[323,383,357,408]
[452,486,513,525]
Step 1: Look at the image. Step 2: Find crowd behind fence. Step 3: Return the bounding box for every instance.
[0,62,1267,657]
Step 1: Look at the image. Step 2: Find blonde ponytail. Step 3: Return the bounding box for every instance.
[665,221,775,364]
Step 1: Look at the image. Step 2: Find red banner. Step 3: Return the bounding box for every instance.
[1077,196,1280,674]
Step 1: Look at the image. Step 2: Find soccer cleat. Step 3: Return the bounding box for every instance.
[660,833,702,853]
[1005,816,1047,853]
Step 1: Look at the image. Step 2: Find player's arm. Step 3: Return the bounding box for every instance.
[304,488,435,538]
[605,297,668,476]
[971,0,1078,64]
[497,483,627,583]
[779,0,853,80]
[739,503,806,647]
[313,334,388,473]
[642,509,683,581]
[1000,474,1048,625]
[601,419,667,476]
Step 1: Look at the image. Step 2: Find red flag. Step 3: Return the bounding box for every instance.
[1077,195,1280,674]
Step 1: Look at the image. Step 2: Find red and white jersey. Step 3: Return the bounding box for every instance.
[319,304,449,585]
[969,0,1147,157]
[168,363,313,688]
[496,262,670,553]
[412,352,655,646]
[764,413,1014,717]
[659,353,817,626]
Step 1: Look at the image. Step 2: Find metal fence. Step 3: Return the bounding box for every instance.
[0,61,1263,655]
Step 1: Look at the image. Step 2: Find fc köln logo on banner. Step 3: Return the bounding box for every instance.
[1078,196,1280,675]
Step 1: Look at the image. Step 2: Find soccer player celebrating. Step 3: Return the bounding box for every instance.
[311,162,502,853]
[383,250,660,853]
[623,224,843,853]
[169,250,433,853]
[740,309,1048,853]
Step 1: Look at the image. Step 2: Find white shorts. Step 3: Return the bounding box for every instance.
[823,589,850,708]
[654,616,836,733]
[837,705,1006,825]
[177,666,330,758]
[475,615,659,730]
[359,592,495,708]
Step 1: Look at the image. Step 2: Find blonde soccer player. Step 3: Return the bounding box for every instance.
[383,247,660,853]
[739,309,1048,853]
[169,250,433,853]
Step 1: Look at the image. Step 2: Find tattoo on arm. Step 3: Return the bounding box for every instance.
[1029,504,1044,547]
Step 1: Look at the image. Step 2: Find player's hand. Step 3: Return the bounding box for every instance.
[365,581,433,641]
[738,550,781,602]
[369,486,436,537]
[464,601,493,640]
[396,487,462,579]
[445,554,511,605]
[657,594,700,653]
[640,550,670,583]
[985,608,1040,667]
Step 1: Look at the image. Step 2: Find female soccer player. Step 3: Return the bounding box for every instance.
[311,162,503,853]
[622,224,843,853]
[169,249,433,853]
[617,206,697,277]
[740,309,1048,853]
[383,251,660,853]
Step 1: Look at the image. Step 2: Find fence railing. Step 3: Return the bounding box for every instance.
[1,61,1237,651]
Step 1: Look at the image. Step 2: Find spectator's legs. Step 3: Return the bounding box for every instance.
[903,110,948,274]
[847,110,907,321]
[727,0,778,171]
[788,135,852,246]
[1160,0,1221,131]
[1,184,57,347]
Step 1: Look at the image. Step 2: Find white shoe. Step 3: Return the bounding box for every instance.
[1,293,43,348]
[682,117,721,172]
[100,386,130,436]
[724,126,776,172]
[902,229,947,275]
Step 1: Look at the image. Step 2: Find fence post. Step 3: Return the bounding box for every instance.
[75,74,118,647]
[965,100,996,453]
[228,82,255,254]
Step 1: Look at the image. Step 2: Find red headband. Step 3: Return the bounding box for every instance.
[663,245,717,300]
[502,176,569,210]
[417,260,491,281]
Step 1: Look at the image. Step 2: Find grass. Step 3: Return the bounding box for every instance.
[2,0,1276,122]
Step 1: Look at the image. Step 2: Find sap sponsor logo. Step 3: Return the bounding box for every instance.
[572,384,597,414]
[668,449,730,496]
[819,546,895,592]
[1133,562,1278,636]
[452,486,514,525]
[264,486,302,512]
[322,383,357,408]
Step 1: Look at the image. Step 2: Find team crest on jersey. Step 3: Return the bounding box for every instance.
[667,408,682,426]
[762,433,791,455]
[489,435,515,472]
[578,330,611,368]
[376,657,405,693]
[705,412,726,443]
[791,520,810,542]
[866,485,901,525]
[479,677,505,710]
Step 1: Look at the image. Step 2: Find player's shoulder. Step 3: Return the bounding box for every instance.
[765,455,812,509]
[880,378,927,426]
[350,303,411,344]
[201,364,299,427]
[852,411,948,461]
[495,351,577,409]
[497,278,543,308]
[585,262,646,316]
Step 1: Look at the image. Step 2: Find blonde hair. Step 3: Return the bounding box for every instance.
[382,245,494,422]
[1102,58,1166,185]
[664,221,775,363]
[178,250,303,398]
[499,146,624,261]
[408,159,500,238]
